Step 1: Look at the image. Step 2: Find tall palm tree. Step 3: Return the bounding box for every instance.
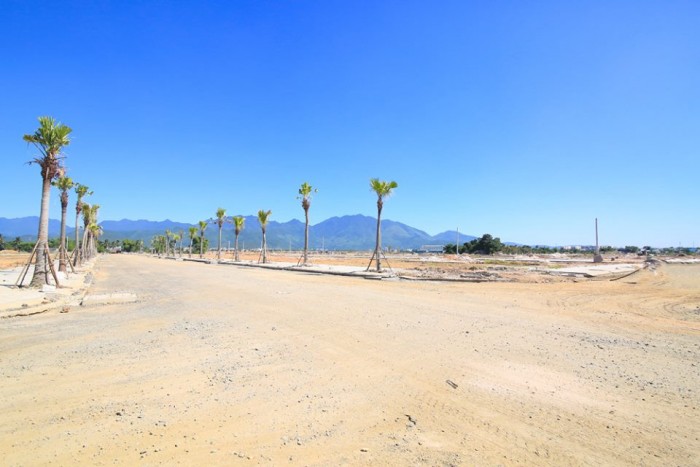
[188,226,197,258]
[298,182,317,266]
[73,184,92,266]
[198,220,208,258]
[23,116,72,287]
[177,229,185,257]
[257,210,272,264]
[232,216,245,262]
[171,233,180,257]
[53,176,74,273]
[89,223,103,257]
[215,207,226,260]
[83,204,100,260]
[164,229,172,257]
[369,178,398,272]
[81,203,91,260]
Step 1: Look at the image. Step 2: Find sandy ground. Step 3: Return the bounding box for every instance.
[1,254,699,466]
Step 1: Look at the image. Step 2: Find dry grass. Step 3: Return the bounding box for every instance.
[0,251,30,269]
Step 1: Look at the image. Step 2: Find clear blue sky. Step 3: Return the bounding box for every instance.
[2,1,698,247]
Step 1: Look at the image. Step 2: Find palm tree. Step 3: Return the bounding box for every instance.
[164,229,172,257]
[89,223,103,257]
[369,178,398,272]
[171,233,180,257]
[154,235,168,255]
[198,220,208,258]
[257,210,272,263]
[187,227,197,257]
[53,176,74,273]
[177,229,185,257]
[23,116,72,287]
[188,226,197,258]
[83,204,100,260]
[80,203,91,260]
[73,184,92,266]
[232,216,245,261]
[215,207,226,260]
[298,182,317,266]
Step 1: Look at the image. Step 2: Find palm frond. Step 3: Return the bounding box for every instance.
[233,216,245,229]
[370,178,398,198]
[257,210,272,226]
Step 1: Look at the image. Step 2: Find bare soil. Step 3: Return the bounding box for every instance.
[0,251,30,269]
[1,254,698,465]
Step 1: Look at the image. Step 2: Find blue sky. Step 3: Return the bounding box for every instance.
[1,1,698,247]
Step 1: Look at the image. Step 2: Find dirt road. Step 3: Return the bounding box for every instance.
[1,255,698,465]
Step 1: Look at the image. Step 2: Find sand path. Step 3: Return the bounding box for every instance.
[1,255,698,465]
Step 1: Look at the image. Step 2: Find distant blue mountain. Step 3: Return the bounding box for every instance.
[100,219,194,232]
[0,215,492,250]
[0,216,66,239]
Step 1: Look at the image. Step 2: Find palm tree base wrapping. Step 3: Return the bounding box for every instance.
[17,241,60,288]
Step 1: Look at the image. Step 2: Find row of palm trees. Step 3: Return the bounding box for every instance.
[181,186,308,265]
[23,117,102,287]
[165,178,397,272]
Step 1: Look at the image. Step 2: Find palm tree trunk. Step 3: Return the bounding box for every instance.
[81,228,89,260]
[58,199,68,273]
[234,232,240,261]
[30,177,52,287]
[218,226,222,260]
[199,235,204,258]
[73,210,80,266]
[189,238,193,258]
[261,229,267,263]
[303,207,309,265]
[375,201,383,272]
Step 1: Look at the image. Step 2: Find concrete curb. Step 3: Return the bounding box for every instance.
[80,292,139,307]
[214,260,398,280]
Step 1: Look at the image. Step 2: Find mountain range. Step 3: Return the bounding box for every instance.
[0,215,478,251]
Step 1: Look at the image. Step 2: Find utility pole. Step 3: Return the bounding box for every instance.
[456,227,460,256]
[593,218,603,263]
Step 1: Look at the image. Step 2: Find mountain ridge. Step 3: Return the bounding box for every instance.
[0,215,481,250]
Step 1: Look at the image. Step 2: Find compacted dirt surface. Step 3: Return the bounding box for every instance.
[1,254,698,466]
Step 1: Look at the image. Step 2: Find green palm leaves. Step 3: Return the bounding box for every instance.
[233,216,245,234]
[298,182,316,210]
[23,116,72,180]
[370,178,398,208]
[257,210,271,228]
[54,176,74,193]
